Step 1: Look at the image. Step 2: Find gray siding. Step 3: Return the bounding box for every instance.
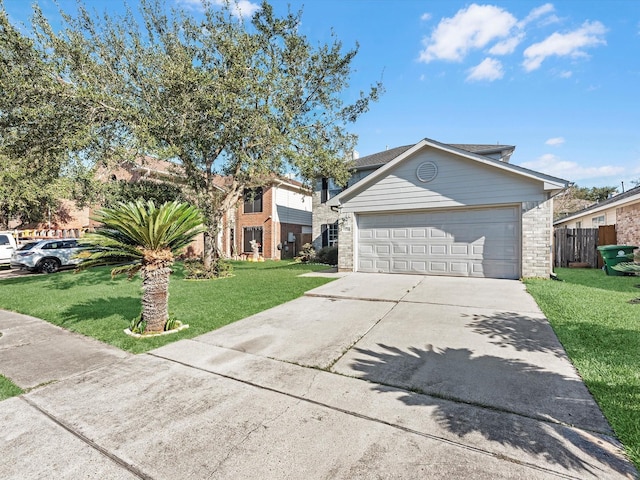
[340,147,546,213]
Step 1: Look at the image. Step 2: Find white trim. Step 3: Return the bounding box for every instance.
[328,138,568,207]
[554,191,640,226]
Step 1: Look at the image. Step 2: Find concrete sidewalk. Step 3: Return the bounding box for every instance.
[1,274,637,479]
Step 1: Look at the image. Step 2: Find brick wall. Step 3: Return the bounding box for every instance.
[616,203,640,247]
[337,212,354,272]
[522,198,553,278]
[234,187,274,258]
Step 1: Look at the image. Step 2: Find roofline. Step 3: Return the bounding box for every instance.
[328,138,568,206]
[554,189,640,225]
[271,178,312,193]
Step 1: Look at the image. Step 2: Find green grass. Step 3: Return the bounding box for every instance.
[524,268,640,469]
[0,260,335,354]
[0,374,23,401]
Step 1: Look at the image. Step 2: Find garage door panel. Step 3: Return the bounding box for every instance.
[359,259,374,270]
[360,244,374,255]
[411,261,427,272]
[393,260,408,270]
[393,245,408,254]
[429,228,447,238]
[450,262,469,274]
[412,245,427,254]
[375,260,390,271]
[375,244,390,255]
[357,207,520,279]
[429,261,447,273]
[450,245,469,255]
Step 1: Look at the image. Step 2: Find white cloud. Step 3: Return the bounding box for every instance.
[520,154,624,180]
[419,4,517,63]
[489,33,525,55]
[559,70,573,78]
[519,3,555,27]
[466,58,504,82]
[523,20,607,71]
[420,13,432,21]
[545,137,565,146]
[176,0,260,17]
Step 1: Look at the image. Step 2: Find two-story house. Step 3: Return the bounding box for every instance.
[313,138,568,279]
[312,142,516,251]
[232,177,312,260]
[14,157,313,261]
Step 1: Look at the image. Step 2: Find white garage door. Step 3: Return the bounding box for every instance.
[357,206,519,279]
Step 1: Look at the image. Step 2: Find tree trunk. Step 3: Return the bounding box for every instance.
[140,265,171,333]
[202,223,221,270]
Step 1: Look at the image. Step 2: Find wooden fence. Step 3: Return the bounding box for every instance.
[553,225,616,268]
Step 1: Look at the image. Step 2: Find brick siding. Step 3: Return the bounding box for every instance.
[522,198,553,278]
[616,204,640,247]
[337,213,354,272]
[234,187,274,258]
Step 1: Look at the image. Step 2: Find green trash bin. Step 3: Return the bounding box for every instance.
[597,245,638,276]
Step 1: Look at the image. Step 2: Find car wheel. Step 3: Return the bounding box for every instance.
[39,258,61,274]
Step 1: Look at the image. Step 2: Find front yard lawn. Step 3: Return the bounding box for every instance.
[0,261,335,354]
[524,268,640,469]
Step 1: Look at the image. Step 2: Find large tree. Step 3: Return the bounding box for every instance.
[25,0,381,268]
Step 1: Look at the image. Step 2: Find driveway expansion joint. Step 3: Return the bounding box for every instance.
[19,396,152,480]
[303,292,400,303]
[147,350,585,479]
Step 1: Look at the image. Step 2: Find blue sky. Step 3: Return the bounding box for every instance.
[5,0,640,189]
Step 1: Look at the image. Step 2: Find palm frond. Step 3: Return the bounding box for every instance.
[85,200,205,267]
[109,263,143,279]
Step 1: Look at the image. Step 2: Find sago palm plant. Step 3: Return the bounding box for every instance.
[79,200,205,333]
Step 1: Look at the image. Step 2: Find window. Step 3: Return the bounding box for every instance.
[575,221,582,228]
[321,222,338,248]
[42,240,78,250]
[243,226,263,253]
[320,178,342,203]
[0,235,10,246]
[592,215,605,227]
[243,187,263,213]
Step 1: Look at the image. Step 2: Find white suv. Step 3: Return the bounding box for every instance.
[10,238,89,273]
[0,232,18,268]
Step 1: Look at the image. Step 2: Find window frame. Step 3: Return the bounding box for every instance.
[243,187,263,214]
[243,226,263,253]
[321,222,338,248]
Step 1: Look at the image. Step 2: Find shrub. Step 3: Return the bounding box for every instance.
[183,258,233,279]
[296,243,316,263]
[317,246,338,266]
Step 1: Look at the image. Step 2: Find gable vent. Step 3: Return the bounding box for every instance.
[416,161,438,183]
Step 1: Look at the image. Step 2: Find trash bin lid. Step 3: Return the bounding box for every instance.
[597,245,638,250]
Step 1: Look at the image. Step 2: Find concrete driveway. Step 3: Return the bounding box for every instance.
[1,273,637,479]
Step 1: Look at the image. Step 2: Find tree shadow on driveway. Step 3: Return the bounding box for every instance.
[347,343,635,477]
[466,312,567,358]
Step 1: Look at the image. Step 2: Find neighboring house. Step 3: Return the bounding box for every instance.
[553,184,640,246]
[15,156,312,259]
[314,137,568,279]
[11,156,184,230]
[232,177,312,260]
